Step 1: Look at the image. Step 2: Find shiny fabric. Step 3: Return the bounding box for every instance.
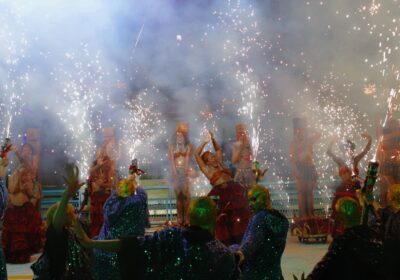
[31,224,93,280]
[233,209,289,280]
[308,225,385,280]
[2,202,43,263]
[92,187,149,280]
[207,181,251,245]
[119,226,238,280]
[0,177,8,279]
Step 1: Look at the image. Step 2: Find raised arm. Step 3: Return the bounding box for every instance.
[52,164,84,233]
[354,133,372,166]
[0,157,8,177]
[327,141,345,167]
[195,141,209,175]
[231,141,242,165]
[210,132,223,162]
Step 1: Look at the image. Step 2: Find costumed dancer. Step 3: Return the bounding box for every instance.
[327,133,372,179]
[326,134,372,236]
[194,131,250,245]
[31,164,92,280]
[75,197,238,280]
[0,138,12,279]
[232,123,256,194]
[92,161,149,280]
[289,118,320,218]
[2,142,43,263]
[168,123,193,226]
[231,186,288,280]
[88,144,116,237]
[377,119,400,206]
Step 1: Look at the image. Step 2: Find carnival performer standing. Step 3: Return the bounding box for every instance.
[377,119,400,206]
[75,197,238,280]
[231,186,288,280]
[88,144,116,237]
[169,123,193,226]
[232,123,255,194]
[326,135,371,236]
[0,139,12,279]
[327,133,372,178]
[289,118,320,218]
[194,131,250,245]
[31,164,93,280]
[92,164,150,280]
[2,142,43,263]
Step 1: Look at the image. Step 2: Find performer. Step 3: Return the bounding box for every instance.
[306,197,385,280]
[0,139,11,279]
[92,164,150,280]
[231,186,288,280]
[2,142,43,263]
[232,123,255,193]
[194,131,250,245]
[88,144,116,237]
[31,164,92,280]
[168,123,193,226]
[327,133,372,178]
[289,118,320,218]
[75,197,238,280]
[327,136,371,236]
[377,119,400,206]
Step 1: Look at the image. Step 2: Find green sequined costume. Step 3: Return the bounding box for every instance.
[92,187,149,280]
[233,209,288,280]
[119,226,238,280]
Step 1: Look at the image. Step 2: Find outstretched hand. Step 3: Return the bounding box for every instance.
[63,163,85,197]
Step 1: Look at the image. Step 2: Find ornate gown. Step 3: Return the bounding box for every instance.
[231,209,289,280]
[92,187,149,280]
[2,162,43,263]
[118,226,238,280]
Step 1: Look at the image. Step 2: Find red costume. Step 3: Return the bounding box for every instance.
[207,169,250,245]
[2,144,43,263]
[88,153,115,237]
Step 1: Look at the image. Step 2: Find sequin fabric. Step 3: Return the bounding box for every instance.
[233,209,288,280]
[0,178,8,279]
[92,187,149,280]
[31,225,92,280]
[119,226,238,280]
[307,225,385,280]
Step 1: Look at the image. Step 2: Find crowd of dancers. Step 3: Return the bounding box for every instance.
[0,119,399,279]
